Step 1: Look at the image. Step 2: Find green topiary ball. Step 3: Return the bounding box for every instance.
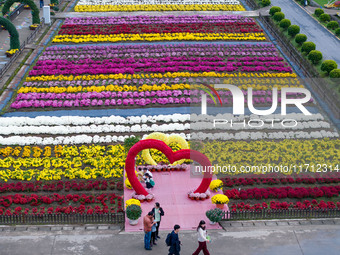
[327,21,339,30]
[321,60,338,75]
[329,69,340,79]
[319,14,331,23]
[288,25,300,37]
[273,12,285,22]
[279,19,291,30]
[269,6,281,16]
[314,8,324,17]
[295,34,307,45]
[308,50,323,65]
[301,42,316,54]
[335,28,340,36]
[262,0,271,7]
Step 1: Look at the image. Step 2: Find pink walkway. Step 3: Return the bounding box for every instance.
[124,168,228,232]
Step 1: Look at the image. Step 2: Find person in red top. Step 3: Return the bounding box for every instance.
[143,211,155,250]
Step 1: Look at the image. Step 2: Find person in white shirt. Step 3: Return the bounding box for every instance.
[192,220,210,255]
[143,167,153,179]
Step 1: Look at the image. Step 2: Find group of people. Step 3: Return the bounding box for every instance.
[143,202,164,250]
[137,167,155,189]
[143,202,210,255]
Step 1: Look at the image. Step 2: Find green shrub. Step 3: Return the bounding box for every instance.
[288,25,300,37]
[301,42,316,54]
[295,34,307,45]
[2,0,40,24]
[206,208,224,223]
[335,28,340,36]
[124,137,140,152]
[0,17,20,49]
[261,0,271,7]
[308,50,323,65]
[269,6,281,16]
[319,14,331,23]
[279,19,291,30]
[53,6,59,11]
[329,69,340,79]
[273,12,285,22]
[321,60,338,74]
[327,21,339,30]
[126,205,142,220]
[314,8,324,17]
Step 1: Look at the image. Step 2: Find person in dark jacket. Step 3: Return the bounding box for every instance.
[151,202,164,239]
[169,224,181,255]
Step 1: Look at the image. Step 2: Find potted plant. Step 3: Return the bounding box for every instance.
[126,204,142,225]
[211,194,229,209]
[206,208,224,225]
[209,179,223,192]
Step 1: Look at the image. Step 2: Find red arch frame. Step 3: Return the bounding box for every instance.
[125,139,212,196]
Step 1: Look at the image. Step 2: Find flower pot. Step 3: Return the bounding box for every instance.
[216,204,225,210]
[129,218,139,225]
[209,220,217,225]
[146,198,152,202]
[140,199,144,203]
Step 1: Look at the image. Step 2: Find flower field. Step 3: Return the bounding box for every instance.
[74,0,245,12]
[0,0,339,220]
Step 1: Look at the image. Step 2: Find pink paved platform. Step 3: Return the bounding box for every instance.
[124,169,228,232]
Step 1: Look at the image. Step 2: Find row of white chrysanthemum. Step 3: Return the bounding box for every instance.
[0,120,333,136]
[0,113,333,135]
[76,0,241,6]
[0,130,338,146]
[0,113,327,127]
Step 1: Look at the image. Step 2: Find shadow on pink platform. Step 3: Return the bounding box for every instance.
[124,169,228,232]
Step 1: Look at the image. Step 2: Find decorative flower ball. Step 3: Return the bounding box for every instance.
[211,194,229,204]
[209,179,223,192]
[125,198,141,208]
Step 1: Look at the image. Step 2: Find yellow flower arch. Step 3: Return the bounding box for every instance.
[142,132,189,165]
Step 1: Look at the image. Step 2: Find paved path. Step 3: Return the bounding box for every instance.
[54,8,271,19]
[0,222,339,254]
[271,0,340,66]
[0,1,43,69]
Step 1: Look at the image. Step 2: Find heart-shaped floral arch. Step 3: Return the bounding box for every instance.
[125,139,213,196]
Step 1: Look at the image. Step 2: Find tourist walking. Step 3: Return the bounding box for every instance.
[143,211,155,250]
[152,202,164,239]
[192,220,210,255]
[40,0,44,8]
[168,224,181,255]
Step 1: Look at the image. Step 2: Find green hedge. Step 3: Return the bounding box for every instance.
[0,17,20,49]
[2,0,40,24]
